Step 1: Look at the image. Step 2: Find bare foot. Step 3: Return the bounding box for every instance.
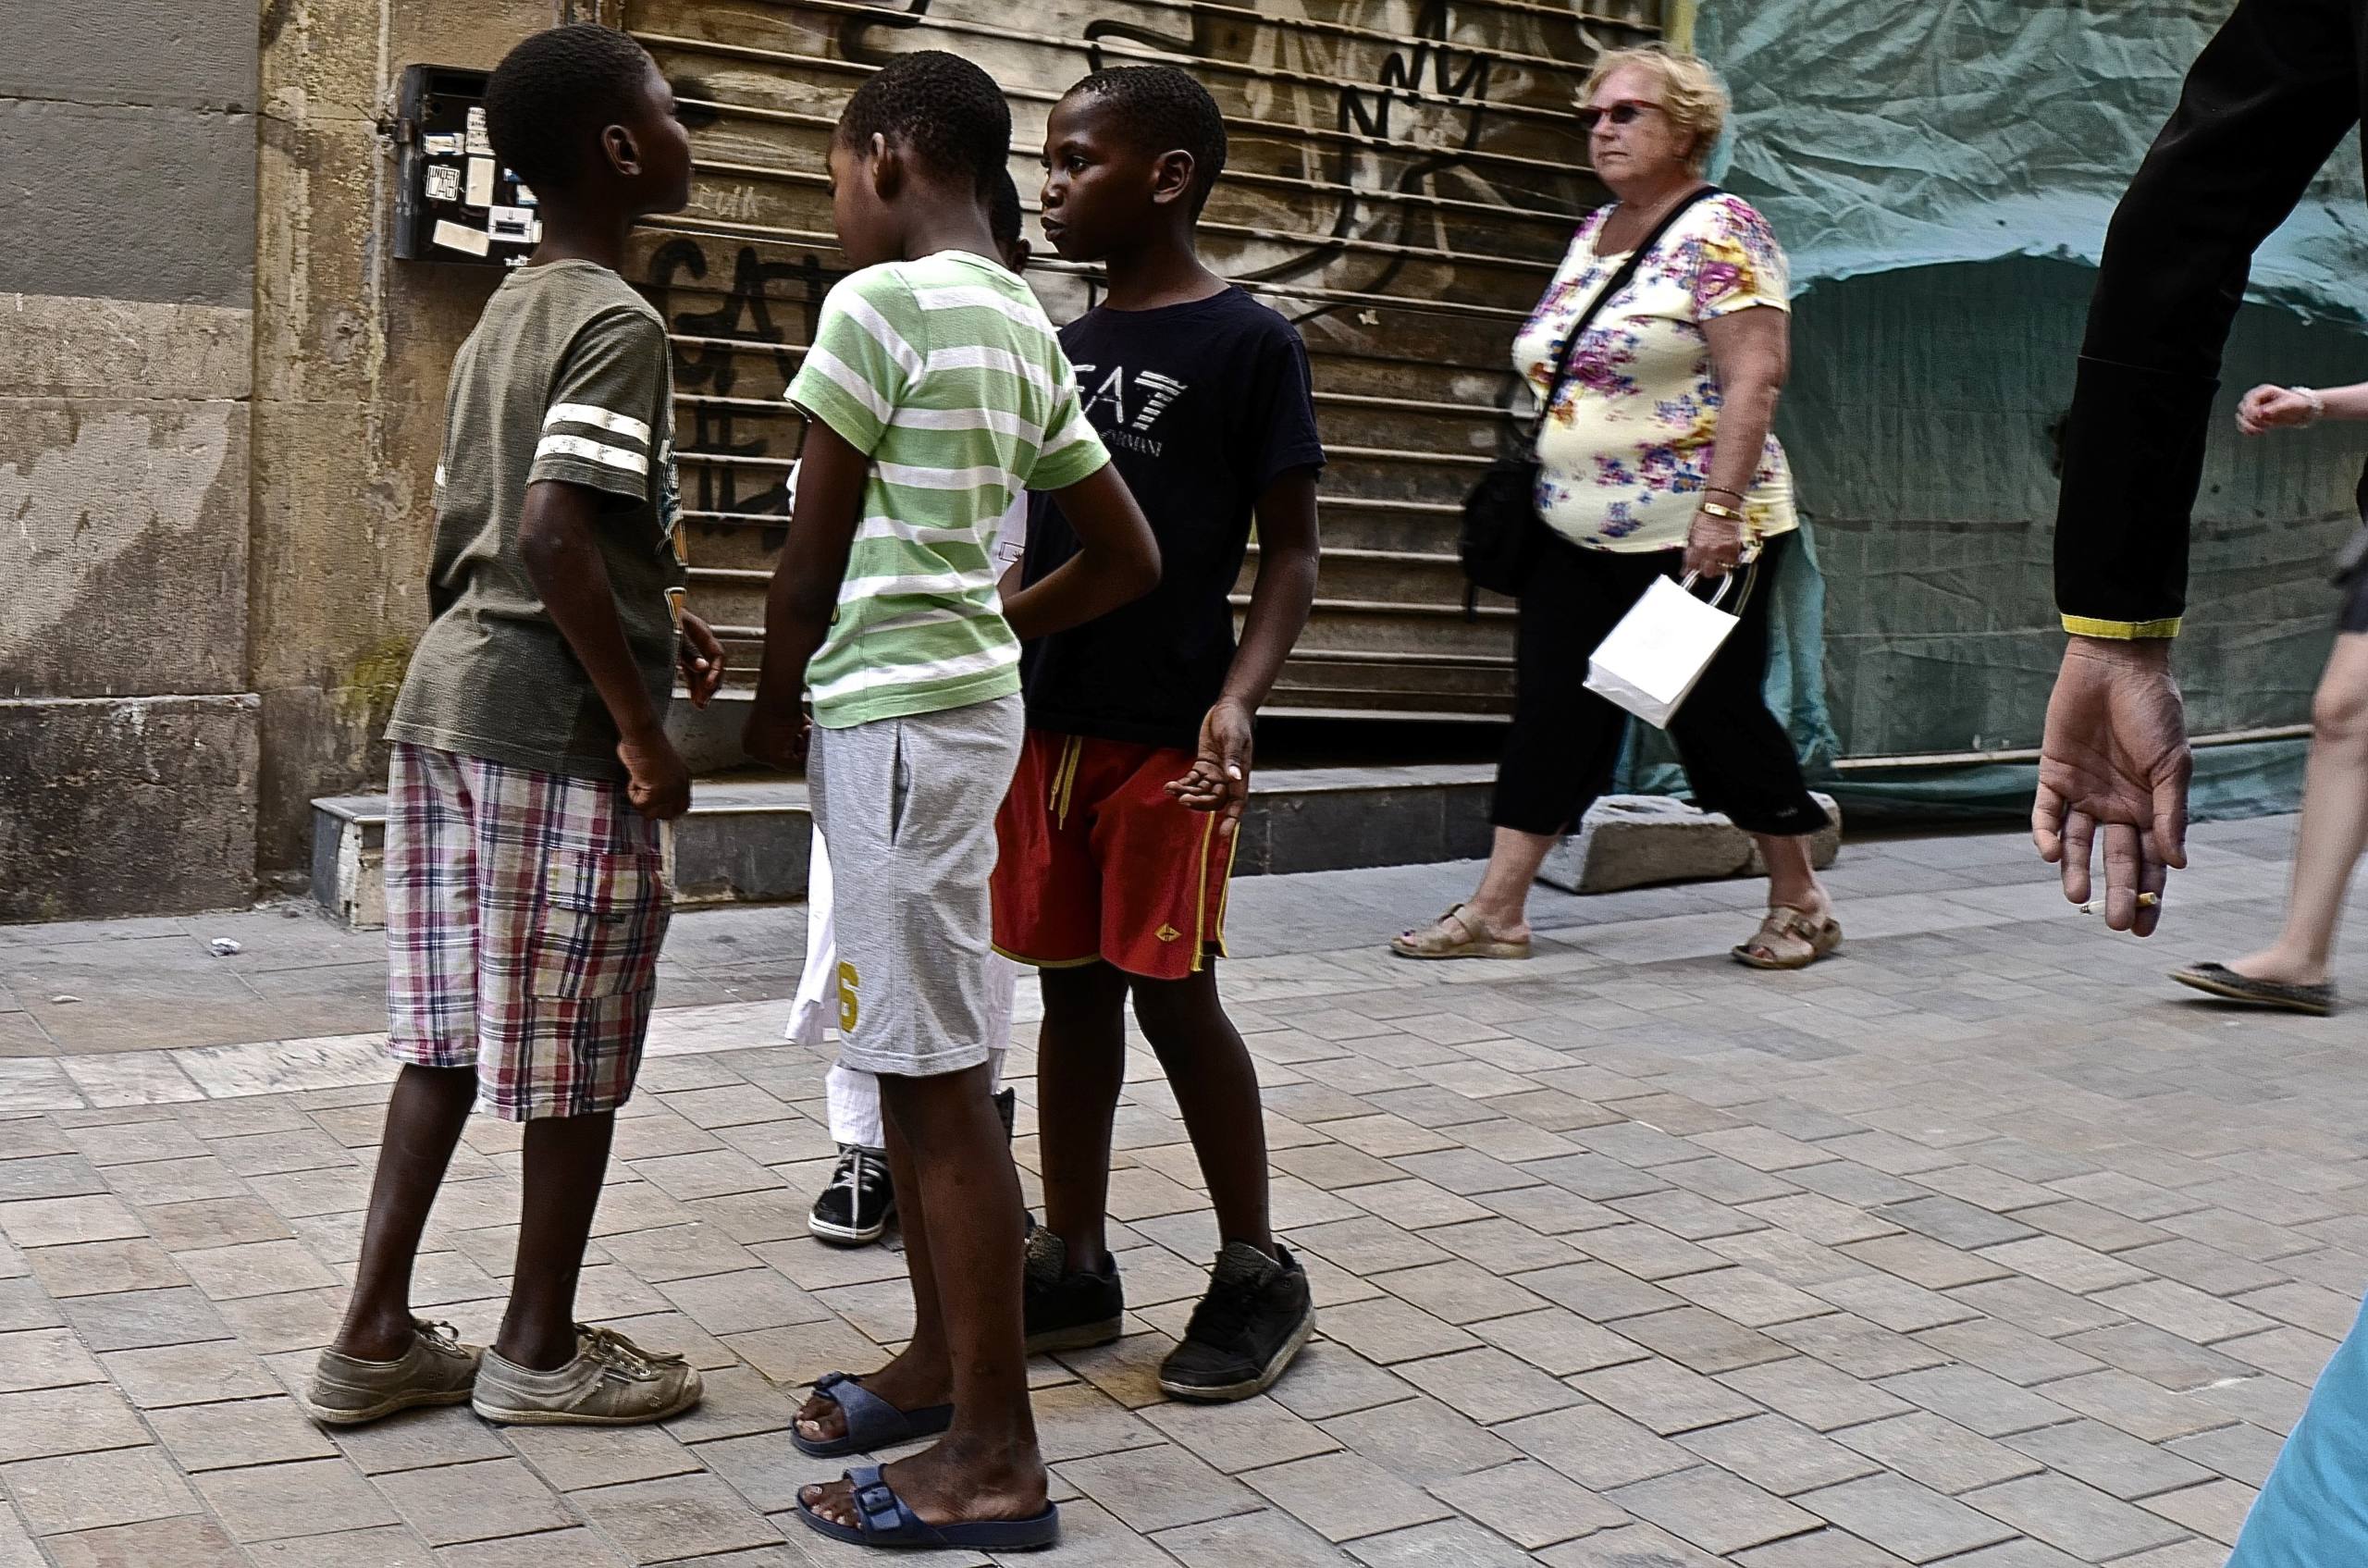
[2228,949,2329,987]
[799,1437,1048,1531]
[793,1351,952,1446]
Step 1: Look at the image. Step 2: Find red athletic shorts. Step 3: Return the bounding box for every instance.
[992,730,1235,982]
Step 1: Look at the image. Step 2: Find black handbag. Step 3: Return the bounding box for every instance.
[1461,186,1722,603]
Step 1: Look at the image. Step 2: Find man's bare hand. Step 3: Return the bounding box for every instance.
[618,730,693,821]
[677,611,728,709]
[2033,636,2192,936]
[1166,698,1254,835]
[741,706,809,771]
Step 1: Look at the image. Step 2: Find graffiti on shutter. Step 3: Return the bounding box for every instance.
[627,0,1660,718]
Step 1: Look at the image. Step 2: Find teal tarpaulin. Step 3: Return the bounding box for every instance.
[1695,0,2368,325]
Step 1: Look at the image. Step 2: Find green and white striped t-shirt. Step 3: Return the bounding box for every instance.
[786,250,1109,729]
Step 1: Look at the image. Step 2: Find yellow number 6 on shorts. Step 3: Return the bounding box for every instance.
[836,960,860,1035]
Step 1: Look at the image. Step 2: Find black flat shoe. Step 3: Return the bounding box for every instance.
[2171,962,2336,1017]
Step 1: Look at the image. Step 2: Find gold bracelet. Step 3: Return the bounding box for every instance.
[1697,500,1746,523]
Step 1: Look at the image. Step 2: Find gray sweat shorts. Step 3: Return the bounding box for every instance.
[807,693,1025,1080]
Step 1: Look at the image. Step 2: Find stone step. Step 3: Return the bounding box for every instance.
[310,763,1498,930]
[314,770,1839,931]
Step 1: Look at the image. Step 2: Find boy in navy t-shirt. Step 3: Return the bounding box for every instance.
[993,64,1326,1401]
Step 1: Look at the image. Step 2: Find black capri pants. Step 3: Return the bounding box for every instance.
[1492,529,1826,838]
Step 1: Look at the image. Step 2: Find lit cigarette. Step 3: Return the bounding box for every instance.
[2078,893,2162,915]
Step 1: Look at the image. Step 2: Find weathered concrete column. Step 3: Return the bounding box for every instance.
[0,2,264,920]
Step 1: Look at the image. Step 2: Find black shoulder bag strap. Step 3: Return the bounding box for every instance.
[1523,184,1723,454]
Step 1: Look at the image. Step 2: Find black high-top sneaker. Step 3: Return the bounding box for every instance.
[808,1144,894,1246]
[1158,1243,1314,1401]
[1022,1228,1124,1354]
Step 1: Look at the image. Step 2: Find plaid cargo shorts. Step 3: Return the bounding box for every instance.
[385,742,671,1120]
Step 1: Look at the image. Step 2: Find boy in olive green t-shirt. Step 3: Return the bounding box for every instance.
[303,25,721,1433]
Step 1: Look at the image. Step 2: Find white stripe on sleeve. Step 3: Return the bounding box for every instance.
[535,433,649,475]
[544,402,652,444]
[797,349,894,426]
[1041,408,1102,460]
[838,293,928,383]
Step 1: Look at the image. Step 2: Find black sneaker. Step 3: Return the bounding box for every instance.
[808,1145,894,1246]
[1022,1229,1123,1354]
[1158,1242,1314,1402]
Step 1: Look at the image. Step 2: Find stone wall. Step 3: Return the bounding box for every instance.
[0,0,571,920]
[0,2,263,920]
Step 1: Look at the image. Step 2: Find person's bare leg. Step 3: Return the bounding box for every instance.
[332,1063,477,1360]
[493,1111,616,1370]
[1035,963,1130,1277]
[1754,833,1833,921]
[1130,970,1270,1256]
[801,1065,1045,1529]
[1457,825,1562,943]
[2233,634,2368,985]
[791,1077,955,1444]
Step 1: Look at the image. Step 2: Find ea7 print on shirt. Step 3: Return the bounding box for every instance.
[1076,363,1191,456]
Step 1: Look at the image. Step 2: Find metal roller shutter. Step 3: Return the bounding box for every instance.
[616,0,1659,721]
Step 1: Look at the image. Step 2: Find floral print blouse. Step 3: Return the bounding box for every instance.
[1512,192,1797,553]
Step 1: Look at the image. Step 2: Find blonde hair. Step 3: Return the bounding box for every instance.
[1580,46,1729,177]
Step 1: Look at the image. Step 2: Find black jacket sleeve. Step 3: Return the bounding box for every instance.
[2054,0,2362,637]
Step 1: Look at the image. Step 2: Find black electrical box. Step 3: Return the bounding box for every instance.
[392,64,541,265]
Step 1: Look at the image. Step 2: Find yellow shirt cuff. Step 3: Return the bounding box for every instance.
[2062,614,2182,640]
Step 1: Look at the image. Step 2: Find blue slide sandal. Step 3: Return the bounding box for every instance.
[791,1373,955,1459]
[795,1464,1060,1551]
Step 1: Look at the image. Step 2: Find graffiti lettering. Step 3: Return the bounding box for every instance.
[648,239,832,518]
[1070,1,1510,325]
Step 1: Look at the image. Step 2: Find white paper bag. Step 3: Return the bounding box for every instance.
[1585,571,1742,728]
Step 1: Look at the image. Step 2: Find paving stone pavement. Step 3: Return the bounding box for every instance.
[0,816,2359,1564]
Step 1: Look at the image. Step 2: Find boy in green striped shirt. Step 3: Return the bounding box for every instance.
[743,51,1160,1553]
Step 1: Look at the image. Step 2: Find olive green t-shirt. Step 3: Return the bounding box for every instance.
[387,260,687,781]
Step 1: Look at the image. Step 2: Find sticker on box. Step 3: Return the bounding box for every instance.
[464,105,492,156]
[432,219,491,257]
[487,205,536,244]
[425,164,462,203]
[424,131,464,158]
[465,156,496,208]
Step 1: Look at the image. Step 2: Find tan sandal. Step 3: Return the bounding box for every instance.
[1390,903,1532,961]
[1733,906,1843,970]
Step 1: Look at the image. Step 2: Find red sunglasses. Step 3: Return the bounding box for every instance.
[1576,99,1662,132]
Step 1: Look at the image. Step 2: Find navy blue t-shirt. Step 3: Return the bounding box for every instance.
[1019,287,1326,748]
